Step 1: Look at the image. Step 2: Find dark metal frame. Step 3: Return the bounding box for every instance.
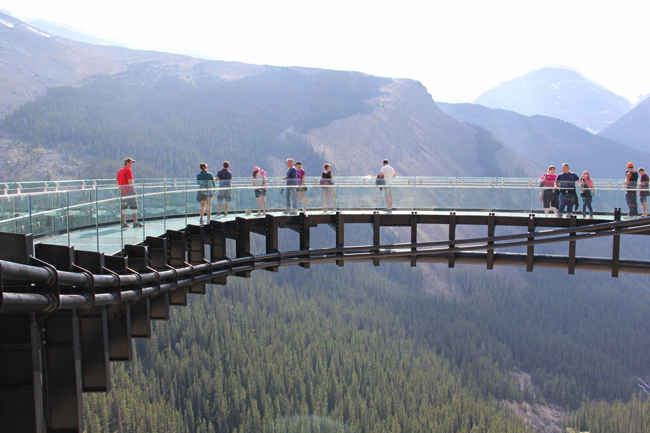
[1,208,649,432]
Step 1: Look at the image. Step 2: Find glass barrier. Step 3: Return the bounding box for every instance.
[0,176,645,254]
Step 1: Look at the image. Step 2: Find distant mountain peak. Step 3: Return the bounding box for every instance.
[474,67,631,133]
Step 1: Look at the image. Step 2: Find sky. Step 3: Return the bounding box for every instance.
[2,0,649,103]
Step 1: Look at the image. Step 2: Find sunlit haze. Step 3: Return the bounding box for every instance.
[2,0,649,103]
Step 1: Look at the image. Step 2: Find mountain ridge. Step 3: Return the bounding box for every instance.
[474,67,631,133]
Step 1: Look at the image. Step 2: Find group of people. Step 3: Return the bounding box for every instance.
[540,162,649,219]
[118,156,650,228]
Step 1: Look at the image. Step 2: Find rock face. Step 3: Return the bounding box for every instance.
[304,79,540,177]
[599,96,650,151]
[475,67,631,133]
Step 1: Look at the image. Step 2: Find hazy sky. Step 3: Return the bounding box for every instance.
[2,0,648,103]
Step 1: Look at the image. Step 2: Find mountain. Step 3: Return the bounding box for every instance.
[26,19,123,47]
[0,12,539,180]
[437,101,650,178]
[0,10,267,119]
[474,67,632,133]
[598,96,650,151]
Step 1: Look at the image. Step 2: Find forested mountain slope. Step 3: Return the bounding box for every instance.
[437,102,650,178]
[0,67,540,180]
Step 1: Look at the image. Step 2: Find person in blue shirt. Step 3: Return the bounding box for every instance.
[282,158,298,214]
[554,163,580,218]
[216,161,232,216]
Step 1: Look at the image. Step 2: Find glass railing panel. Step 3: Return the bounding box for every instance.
[94,187,124,254]
[141,184,168,237]
[30,192,69,239]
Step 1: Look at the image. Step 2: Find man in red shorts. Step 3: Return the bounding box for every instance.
[116,157,142,228]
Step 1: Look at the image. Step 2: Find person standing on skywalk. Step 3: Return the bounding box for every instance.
[117,157,142,229]
[554,163,579,218]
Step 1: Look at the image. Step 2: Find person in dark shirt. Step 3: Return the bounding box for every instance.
[625,162,639,218]
[282,158,298,214]
[196,162,216,224]
[554,163,580,218]
[216,161,232,216]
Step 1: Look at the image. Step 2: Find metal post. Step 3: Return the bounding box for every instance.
[235,217,251,278]
[527,214,535,272]
[299,213,310,269]
[372,212,380,267]
[410,212,417,267]
[336,212,344,267]
[448,212,456,268]
[264,215,279,273]
[568,215,577,275]
[612,208,621,277]
[487,212,495,270]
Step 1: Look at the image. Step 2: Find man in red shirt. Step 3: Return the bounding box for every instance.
[116,157,142,228]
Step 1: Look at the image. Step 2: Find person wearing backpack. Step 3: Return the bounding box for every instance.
[580,170,595,219]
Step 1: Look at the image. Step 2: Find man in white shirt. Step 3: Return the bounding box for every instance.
[379,159,396,210]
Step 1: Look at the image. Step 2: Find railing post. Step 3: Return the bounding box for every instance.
[612,208,621,277]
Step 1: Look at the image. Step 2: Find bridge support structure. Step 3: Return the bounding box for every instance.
[1,210,650,432]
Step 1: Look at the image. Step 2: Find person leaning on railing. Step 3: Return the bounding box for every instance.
[116,157,142,229]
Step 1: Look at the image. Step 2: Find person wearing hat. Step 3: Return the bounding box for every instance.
[252,166,266,215]
[116,157,142,229]
[625,162,639,218]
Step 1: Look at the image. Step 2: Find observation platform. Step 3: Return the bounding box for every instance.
[0,176,648,433]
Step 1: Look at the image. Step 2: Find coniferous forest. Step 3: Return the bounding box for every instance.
[76,226,650,432]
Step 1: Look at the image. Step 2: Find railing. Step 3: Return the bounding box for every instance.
[0,176,641,252]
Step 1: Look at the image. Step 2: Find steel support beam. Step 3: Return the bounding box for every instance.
[487,213,495,270]
[265,215,279,273]
[125,245,151,339]
[235,217,251,278]
[373,212,381,267]
[527,214,535,272]
[167,230,189,304]
[187,225,208,293]
[448,212,456,268]
[146,236,170,320]
[612,208,621,277]
[104,255,132,362]
[410,212,417,267]
[336,212,344,267]
[568,215,577,275]
[299,213,310,269]
[210,221,230,282]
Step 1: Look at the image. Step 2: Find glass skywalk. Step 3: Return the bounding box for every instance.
[0,176,636,254]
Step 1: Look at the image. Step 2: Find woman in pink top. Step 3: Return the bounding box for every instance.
[580,170,595,219]
[295,161,307,211]
[540,166,558,215]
